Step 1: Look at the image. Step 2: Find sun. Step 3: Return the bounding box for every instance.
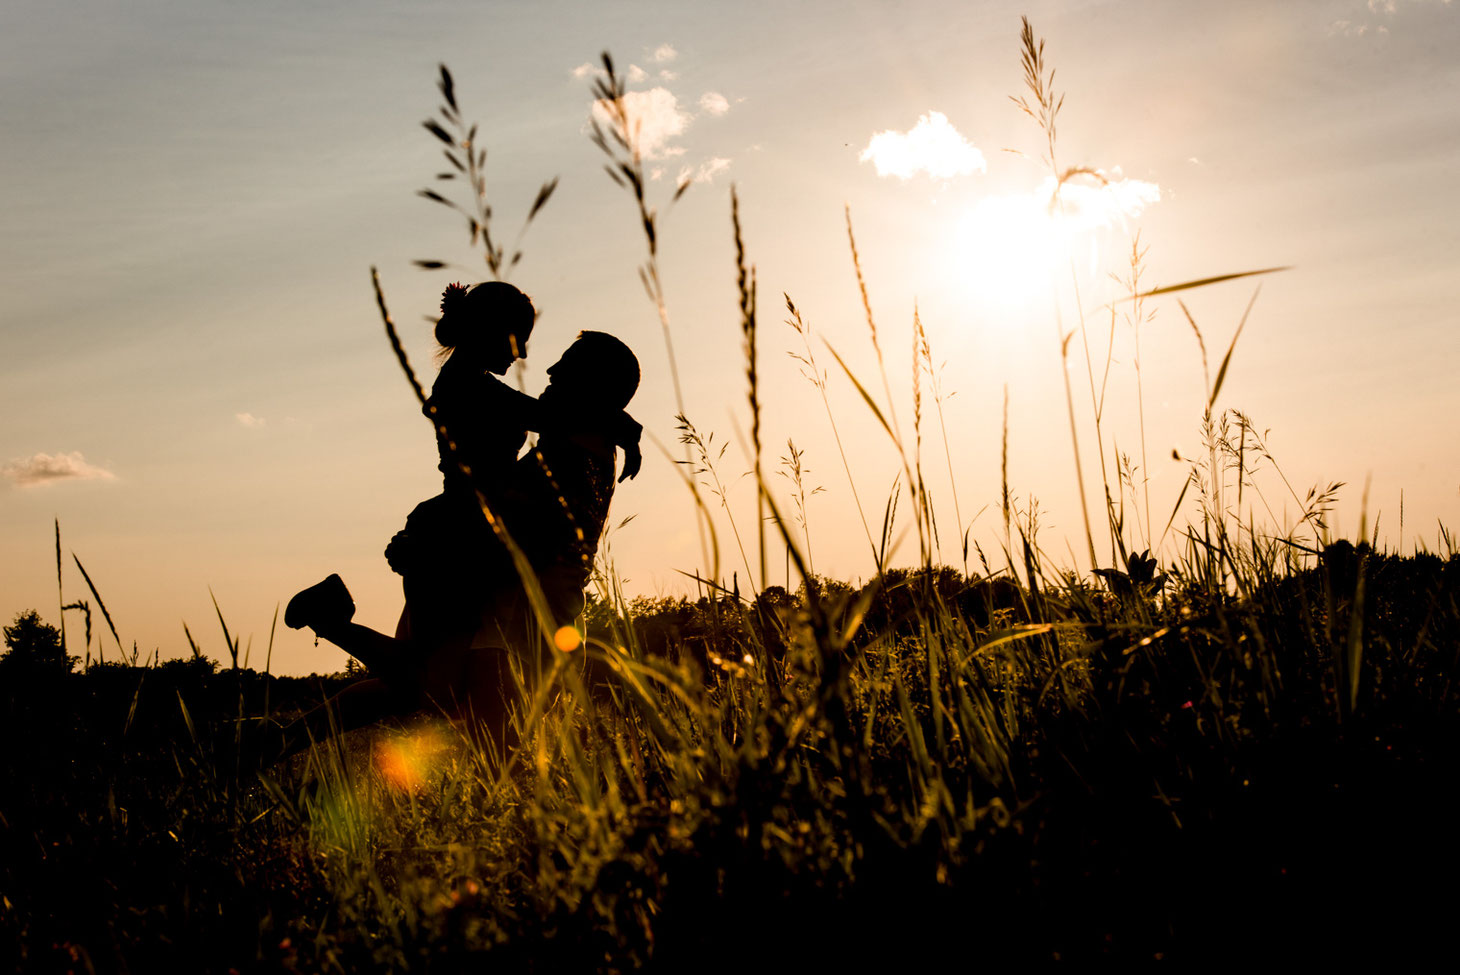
[947,174,1162,314]
[951,191,1071,313]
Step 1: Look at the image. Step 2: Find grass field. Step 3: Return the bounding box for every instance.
[4,19,1458,971]
[5,537,1459,968]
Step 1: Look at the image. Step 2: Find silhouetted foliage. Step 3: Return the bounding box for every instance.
[1,610,76,681]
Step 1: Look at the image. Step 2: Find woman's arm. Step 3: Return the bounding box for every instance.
[500,381,642,481]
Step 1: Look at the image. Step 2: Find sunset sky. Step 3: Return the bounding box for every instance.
[3,0,1457,675]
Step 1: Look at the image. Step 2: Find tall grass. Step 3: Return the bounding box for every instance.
[6,18,1459,972]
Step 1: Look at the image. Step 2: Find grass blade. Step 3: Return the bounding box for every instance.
[210,588,239,670]
[72,553,120,661]
[824,339,898,446]
[1158,472,1195,549]
[1133,265,1289,300]
[55,518,65,655]
[1207,285,1262,412]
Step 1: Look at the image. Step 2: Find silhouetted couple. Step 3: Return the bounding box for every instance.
[276,281,641,755]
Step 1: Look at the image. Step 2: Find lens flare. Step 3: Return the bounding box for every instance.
[554,625,582,652]
[373,725,448,790]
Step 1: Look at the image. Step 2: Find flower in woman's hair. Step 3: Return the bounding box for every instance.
[440,282,469,316]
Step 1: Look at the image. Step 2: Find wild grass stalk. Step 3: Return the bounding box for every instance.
[1117,235,1155,548]
[1010,17,1100,571]
[1066,254,1126,566]
[1002,385,1012,558]
[910,305,938,571]
[53,517,65,658]
[731,187,766,593]
[412,64,558,284]
[777,439,823,577]
[841,211,931,566]
[917,313,968,574]
[587,53,718,574]
[54,522,94,667]
[786,294,880,565]
[675,415,754,592]
[72,552,121,664]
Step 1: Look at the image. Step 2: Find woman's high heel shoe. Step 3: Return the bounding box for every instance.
[284,574,356,630]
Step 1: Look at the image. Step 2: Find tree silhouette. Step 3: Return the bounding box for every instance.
[1,610,77,680]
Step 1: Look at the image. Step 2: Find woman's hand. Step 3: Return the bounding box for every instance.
[614,411,643,481]
[385,530,416,575]
[618,441,642,482]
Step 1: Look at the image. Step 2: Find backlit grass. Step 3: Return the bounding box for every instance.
[3,19,1457,970]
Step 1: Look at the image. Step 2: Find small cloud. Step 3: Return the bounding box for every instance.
[651,44,677,63]
[591,87,690,160]
[679,157,732,185]
[649,167,666,181]
[860,111,987,181]
[626,64,648,83]
[571,62,596,79]
[1043,171,1162,232]
[1187,156,1202,165]
[954,171,1163,307]
[699,91,730,116]
[2,451,116,487]
[1326,0,1449,38]
[658,69,678,81]
[963,171,1161,246]
[236,412,266,428]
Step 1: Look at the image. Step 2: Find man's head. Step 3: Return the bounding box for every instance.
[543,331,640,411]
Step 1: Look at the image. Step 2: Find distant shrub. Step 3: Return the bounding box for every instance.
[1,610,76,680]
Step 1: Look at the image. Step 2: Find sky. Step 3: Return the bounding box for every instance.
[3,0,1457,675]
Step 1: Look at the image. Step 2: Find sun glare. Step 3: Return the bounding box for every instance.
[951,174,1161,311]
[374,725,449,791]
[954,191,1068,311]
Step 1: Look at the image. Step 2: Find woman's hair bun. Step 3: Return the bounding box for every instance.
[435,281,535,350]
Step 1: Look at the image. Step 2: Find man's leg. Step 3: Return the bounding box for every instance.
[271,677,418,762]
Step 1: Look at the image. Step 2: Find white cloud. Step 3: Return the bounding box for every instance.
[699,92,730,116]
[626,64,648,83]
[860,112,987,181]
[591,87,690,159]
[571,62,596,79]
[953,171,1163,309]
[2,451,116,487]
[1330,0,1450,37]
[651,44,677,63]
[679,157,732,184]
[1043,172,1162,232]
[1367,0,1452,14]
[236,412,266,428]
[959,172,1162,254]
[658,69,678,81]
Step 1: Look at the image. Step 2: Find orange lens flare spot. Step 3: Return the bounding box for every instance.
[554,625,582,652]
[374,726,447,790]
